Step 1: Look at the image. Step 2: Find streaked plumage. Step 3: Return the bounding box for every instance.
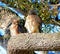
[9,18,26,36]
[25,10,42,33]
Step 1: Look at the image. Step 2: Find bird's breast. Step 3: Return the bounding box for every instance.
[10,24,19,36]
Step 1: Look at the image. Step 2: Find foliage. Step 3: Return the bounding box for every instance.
[1,0,60,33]
[1,0,50,23]
[50,0,59,4]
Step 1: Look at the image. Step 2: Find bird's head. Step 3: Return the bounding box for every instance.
[28,9,38,15]
[11,18,20,25]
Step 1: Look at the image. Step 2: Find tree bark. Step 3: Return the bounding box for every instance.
[7,33,60,54]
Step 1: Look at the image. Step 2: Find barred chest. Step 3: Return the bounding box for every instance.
[10,24,19,36]
[25,18,39,33]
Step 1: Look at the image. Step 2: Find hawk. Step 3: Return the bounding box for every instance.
[25,9,42,33]
[9,18,26,36]
[24,9,47,54]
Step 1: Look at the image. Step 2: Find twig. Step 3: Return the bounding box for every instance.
[49,4,60,9]
[51,19,60,26]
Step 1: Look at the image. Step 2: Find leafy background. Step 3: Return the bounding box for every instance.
[0,0,60,54]
[1,0,60,33]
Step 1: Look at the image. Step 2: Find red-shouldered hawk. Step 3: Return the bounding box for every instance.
[9,18,27,36]
[9,18,20,36]
[25,9,42,33]
[25,10,47,54]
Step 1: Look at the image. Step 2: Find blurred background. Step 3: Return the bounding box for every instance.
[0,0,60,54]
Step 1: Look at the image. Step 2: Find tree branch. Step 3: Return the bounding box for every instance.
[51,19,60,26]
[49,4,60,9]
[7,33,60,54]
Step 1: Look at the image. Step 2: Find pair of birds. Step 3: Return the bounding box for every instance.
[7,9,42,36]
[7,10,46,54]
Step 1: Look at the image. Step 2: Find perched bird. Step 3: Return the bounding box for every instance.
[9,18,26,36]
[25,9,42,33]
[9,18,19,36]
[25,9,47,54]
